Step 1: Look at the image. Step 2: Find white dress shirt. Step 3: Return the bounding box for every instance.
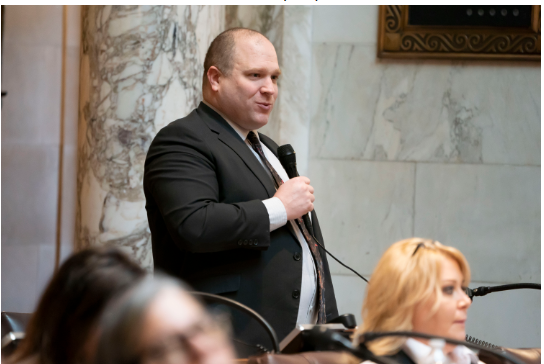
[403,338,481,364]
[203,101,318,325]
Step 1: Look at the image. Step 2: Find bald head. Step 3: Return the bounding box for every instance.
[202,27,280,133]
[202,28,269,90]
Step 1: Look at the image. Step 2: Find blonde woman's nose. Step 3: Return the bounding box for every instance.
[459,289,472,308]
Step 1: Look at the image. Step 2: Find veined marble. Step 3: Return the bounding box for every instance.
[310,44,540,166]
[309,159,415,276]
[277,6,312,176]
[77,6,224,269]
[414,163,540,283]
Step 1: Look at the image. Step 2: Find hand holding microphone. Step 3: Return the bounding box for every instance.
[275,144,315,234]
[274,176,315,220]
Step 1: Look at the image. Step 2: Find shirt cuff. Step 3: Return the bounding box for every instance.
[262,197,287,232]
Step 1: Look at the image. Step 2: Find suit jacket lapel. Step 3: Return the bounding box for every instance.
[198,103,276,198]
[259,133,279,158]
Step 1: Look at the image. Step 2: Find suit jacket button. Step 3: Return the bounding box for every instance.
[292,289,300,299]
[254,241,258,245]
[293,252,301,261]
[238,240,243,245]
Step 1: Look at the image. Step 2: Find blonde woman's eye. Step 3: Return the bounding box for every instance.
[442,286,454,295]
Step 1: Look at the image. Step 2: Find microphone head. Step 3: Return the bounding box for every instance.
[278,144,296,164]
[277,144,298,178]
[278,144,295,158]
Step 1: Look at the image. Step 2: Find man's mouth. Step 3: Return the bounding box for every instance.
[256,102,272,110]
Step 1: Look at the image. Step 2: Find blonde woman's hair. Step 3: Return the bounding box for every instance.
[355,238,470,356]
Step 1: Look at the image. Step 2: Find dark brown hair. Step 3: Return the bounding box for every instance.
[9,247,146,364]
[202,27,265,88]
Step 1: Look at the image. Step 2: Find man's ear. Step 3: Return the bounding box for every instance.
[207,66,222,92]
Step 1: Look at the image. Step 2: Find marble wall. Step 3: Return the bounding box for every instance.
[2,5,80,312]
[307,6,540,348]
[77,6,224,269]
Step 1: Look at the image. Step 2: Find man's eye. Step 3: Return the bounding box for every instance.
[251,73,259,77]
[442,286,454,295]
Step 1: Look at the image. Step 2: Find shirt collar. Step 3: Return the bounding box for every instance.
[403,338,479,364]
[202,100,259,142]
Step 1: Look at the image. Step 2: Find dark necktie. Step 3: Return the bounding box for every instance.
[246,131,327,324]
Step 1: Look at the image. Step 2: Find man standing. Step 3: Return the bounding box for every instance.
[144,28,338,353]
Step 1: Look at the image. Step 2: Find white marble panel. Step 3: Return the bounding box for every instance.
[2,43,62,145]
[330,274,367,326]
[465,280,540,348]
[414,163,540,283]
[3,5,63,47]
[66,6,82,48]
[308,159,415,275]
[1,145,59,248]
[277,6,312,176]
[448,64,540,166]
[312,5,378,44]
[310,44,540,166]
[37,245,56,300]
[1,244,39,313]
[310,44,382,160]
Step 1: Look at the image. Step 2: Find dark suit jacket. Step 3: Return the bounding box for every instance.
[143,102,338,350]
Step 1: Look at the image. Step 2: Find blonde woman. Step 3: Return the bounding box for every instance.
[355,238,481,364]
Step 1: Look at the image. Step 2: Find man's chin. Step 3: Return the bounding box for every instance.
[249,116,270,130]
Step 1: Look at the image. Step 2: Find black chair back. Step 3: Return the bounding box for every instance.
[1,311,32,357]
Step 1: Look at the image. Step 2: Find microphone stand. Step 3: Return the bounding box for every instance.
[467,283,540,300]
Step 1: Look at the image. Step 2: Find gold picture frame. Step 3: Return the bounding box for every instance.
[377,5,541,61]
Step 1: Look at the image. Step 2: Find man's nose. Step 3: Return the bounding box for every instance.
[260,77,276,95]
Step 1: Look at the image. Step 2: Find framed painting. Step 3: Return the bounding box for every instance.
[377,5,540,61]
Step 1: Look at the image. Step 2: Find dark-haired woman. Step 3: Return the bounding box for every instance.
[7,247,146,364]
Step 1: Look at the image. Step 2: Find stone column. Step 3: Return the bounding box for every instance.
[77,5,224,269]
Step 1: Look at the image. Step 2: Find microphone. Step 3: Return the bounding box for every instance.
[277,144,314,236]
[466,283,540,301]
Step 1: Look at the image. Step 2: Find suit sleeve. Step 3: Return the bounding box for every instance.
[144,125,270,253]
